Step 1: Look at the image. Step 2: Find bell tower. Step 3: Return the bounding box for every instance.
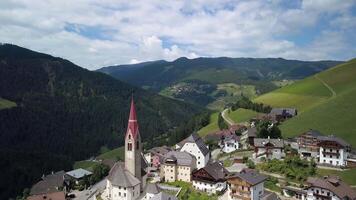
[124,97,142,181]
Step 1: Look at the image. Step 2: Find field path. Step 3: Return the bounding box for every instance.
[222,108,235,126]
[315,74,336,97]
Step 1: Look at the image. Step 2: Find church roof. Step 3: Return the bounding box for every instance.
[146,183,161,194]
[108,162,140,187]
[126,97,140,140]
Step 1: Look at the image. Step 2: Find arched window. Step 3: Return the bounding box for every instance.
[128,143,132,151]
[128,134,131,139]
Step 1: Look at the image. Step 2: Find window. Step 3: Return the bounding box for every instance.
[136,141,139,149]
[129,134,131,139]
[128,143,132,151]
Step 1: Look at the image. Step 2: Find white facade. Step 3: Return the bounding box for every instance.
[254,147,284,160]
[180,143,209,169]
[319,146,347,167]
[192,180,226,194]
[306,187,340,200]
[105,180,140,200]
[221,140,239,153]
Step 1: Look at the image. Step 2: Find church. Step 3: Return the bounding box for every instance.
[104,98,147,200]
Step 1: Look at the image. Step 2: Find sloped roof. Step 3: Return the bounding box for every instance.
[146,183,161,194]
[126,98,140,140]
[304,129,322,137]
[27,191,65,200]
[150,192,178,200]
[164,151,196,166]
[66,168,92,179]
[178,133,210,156]
[307,176,356,199]
[270,108,296,116]
[317,135,350,147]
[148,146,172,156]
[254,138,284,148]
[227,169,267,186]
[247,127,257,137]
[107,162,140,187]
[196,162,229,181]
[30,171,65,195]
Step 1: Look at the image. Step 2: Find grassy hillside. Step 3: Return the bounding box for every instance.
[0,98,17,110]
[99,57,341,108]
[254,59,356,147]
[198,112,219,137]
[228,108,260,123]
[96,146,124,161]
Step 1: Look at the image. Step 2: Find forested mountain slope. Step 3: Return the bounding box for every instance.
[0,44,204,199]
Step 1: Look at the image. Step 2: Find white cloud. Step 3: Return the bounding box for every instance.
[0,0,355,69]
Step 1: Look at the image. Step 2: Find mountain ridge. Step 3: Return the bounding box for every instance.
[0,44,205,199]
[97,56,342,109]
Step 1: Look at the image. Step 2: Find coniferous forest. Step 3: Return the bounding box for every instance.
[0,44,206,199]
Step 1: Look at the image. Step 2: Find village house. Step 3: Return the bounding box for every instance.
[296,130,323,159]
[65,168,92,185]
[296,130,350,167]
[144,146,172,168]
[27,171,66,200]
[161,151,196,183]
[306,176,356,200]
[176,133,210,169]
[318,135,350,167]
[143,183,178,200]
[220,134,240,153]
[27,191,66,200]
[226,169,267,200]
[192,162,229,194]
[240,127,257,149]
[269,108,297,122]
[253,137,285,160]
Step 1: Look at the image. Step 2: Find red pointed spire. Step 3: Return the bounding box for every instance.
[126,97,139,139]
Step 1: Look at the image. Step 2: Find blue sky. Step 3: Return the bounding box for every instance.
[0,0,355,69]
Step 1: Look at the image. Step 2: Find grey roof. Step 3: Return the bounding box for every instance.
[261,191,280,200]
[178,133,210,156]
[228,169,267,186]
[164,151,196,166]
[151,192,178,200]
[65,168,92,179]
[223,134,239,142]
[304,129,323,137]
[317,135,350,147]
[30,171,65,195]
[247,127,257,137]
[307,176,356,199]
[146,183,161,194]
[254,138,284,148]
[195,162,229,181]
[149,146,172,156]
[107,162,140,187]
[270,108,297,116]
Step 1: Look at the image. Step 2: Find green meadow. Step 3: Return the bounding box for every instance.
[228,108,260,123]
[254,59,356,147]
[0,98,17,110]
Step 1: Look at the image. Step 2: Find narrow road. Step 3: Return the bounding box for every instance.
[222,108,235,126]
[315,74,336,97]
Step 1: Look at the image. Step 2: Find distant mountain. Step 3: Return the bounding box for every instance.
[0,44,204,199]
[254,58,356,147]
[98,57,342,110]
